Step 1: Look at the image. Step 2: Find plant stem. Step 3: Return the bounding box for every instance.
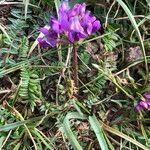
[72,44,79,89]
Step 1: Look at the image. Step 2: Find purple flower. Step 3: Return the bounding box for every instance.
[38,0,101,47]
[136,92,150,111]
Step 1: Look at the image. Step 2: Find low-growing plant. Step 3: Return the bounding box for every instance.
[0,0,150,150]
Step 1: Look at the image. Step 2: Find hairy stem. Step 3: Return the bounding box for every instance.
[72,44,79,88]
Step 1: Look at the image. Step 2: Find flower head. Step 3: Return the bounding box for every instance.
[136,92,150,111]
[38,1,101,47]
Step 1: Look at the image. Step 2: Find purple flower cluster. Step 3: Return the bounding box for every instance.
[136,93,150,111]
[38,1,101,48]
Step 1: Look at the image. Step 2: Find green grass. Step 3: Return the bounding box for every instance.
[0,0,150,149]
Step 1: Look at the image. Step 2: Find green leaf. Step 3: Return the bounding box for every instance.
[0,116,42,132]
[24,0,29,20]
[63,112,87,150]
[32,128,54,150]
[13,142,21,150]
[89,115,108,150]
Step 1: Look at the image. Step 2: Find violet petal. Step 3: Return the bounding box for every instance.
[59,11,70,31]
[51,18,61,33]
[70,16,84,33]
[40,27,49,35]
[139,101,148,109]
[144,92,150,99]
[147,100,150,106]
[80,3,86,17]
[68,32,76,43]
[87,23,93,34]
[136,104,144,111]
[92,20,101,33]
[38,38,50,48]
[38,30,58,48]
[81,11,90,26]
[59,0,69,12]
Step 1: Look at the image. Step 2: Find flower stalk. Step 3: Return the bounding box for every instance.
[72,44,78,88]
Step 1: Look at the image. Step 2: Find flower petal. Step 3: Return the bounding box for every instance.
[40,27,49,35]
[69,3,86,17]
[87,23,93,34]
[38,30,58,48]
[59,0,69,12]
[70,16,84,32]
[147,100,150,106]
[69,4,80,17]
[80,3,86,17]
[136,104,143,111]
[139,101,148,109]
[51,17,61,33]
[92,20,101,33]
[81,11,91,27]
[77,32,87,39]
[144,92,150,99]
[68,32,75,42]
[59,11,70,31]
[37,38,49,48]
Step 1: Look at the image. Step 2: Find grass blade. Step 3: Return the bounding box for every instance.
[0,24,11,43]
[103,123,149,150]
[54,0,61,16]
[32,128,55,150]
[23,0,29,20]
[63,112,87,150]
[0,116,42,132]
[89,115,109,150]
